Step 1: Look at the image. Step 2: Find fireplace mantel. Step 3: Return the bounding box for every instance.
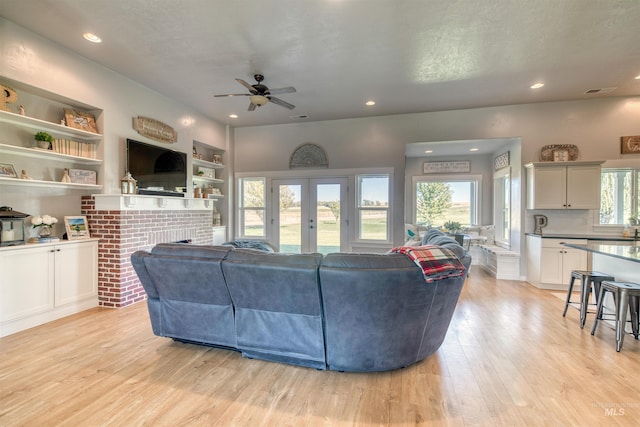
[92,194,214,211]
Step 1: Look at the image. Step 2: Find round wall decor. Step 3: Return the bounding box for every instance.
[289,143,328,169]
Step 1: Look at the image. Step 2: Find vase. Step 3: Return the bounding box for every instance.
[37,140,50,150]
[38,225,52,238]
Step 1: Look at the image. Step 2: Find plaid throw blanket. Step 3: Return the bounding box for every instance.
[390,245,466,283]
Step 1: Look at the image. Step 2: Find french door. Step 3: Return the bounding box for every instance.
[271,178,348,254]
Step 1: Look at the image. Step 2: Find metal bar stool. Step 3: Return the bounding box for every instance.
[590,281,640,352]
[562,270,615,328]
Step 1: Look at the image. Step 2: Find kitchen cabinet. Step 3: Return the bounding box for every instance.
[525,161,603,209]
[526,236,587,289]
[0,239,98,337]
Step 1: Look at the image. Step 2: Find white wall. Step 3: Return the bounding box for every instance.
[234,96,640,251]
[0,19,228,235]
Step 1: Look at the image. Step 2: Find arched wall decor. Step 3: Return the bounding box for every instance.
[289,143,329,169]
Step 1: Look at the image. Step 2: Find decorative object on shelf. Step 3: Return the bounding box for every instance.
[0,83,17,112]
[212,154,222,164]
[197,166,215,178]
[60,118,66,125]
[132,116,178,143]
[423,160,470,174]
[21,170,33,180]
[60,168,71,183]
[0,162,18,178]
[120,172,137,194]
[34,131,53,150]
[64,108,98,133]
[494,151,510,170]
[213,212,221,226]
[192,145,202,159]
[539,144,579,161]
[31,214,58,238]
[289,143,328,169]
[18,105,25,115]
[64,215,91,240]
[194,187,201,198]
[68,169,96,185]
[0,206,29,247]
[620,135,640,154]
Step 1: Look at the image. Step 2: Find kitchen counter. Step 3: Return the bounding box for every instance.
[562,242,639,289]
[563,243,640,264]
[525,233,637,242]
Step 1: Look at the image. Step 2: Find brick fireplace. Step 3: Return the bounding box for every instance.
[82,195,214,307]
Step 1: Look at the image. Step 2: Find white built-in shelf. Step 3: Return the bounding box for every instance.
[0,110,102,141]
[205,194,224,199]
[0,176,102,190]
[0,143,102,165]
[193,175,224,184]
[193,158,224,169]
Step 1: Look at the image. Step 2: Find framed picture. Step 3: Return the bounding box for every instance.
[64,216,91,240]
[621,136,640,154]
[0,163,18,178]
[69,169,97,185]
[494,151,510,170]
[553,149,569,162]
[64,108,98,134]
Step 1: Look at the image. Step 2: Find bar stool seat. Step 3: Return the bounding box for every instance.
[562,270,615,328]
[591,281,640,352]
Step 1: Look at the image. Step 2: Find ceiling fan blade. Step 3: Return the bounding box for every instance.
[214,93,250,97]
[248,101,257,111]
[268,86,296,95]
[268,96,295,110]
[236,78,258,94]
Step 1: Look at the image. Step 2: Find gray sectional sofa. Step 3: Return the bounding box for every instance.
[131,230,471,372]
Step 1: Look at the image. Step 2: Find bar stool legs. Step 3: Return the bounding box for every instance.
[563,271,615,329]
[591,281,640,352]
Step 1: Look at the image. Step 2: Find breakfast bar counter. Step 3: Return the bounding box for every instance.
[563,243,640,282]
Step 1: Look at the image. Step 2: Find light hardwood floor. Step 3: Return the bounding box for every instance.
[1,269,638,426]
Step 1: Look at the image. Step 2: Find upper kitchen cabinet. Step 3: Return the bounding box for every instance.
[525,161,604,210]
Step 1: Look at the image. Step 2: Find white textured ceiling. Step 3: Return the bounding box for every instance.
[2,0,640,129]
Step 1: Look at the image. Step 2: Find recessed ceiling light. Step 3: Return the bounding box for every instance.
[229,114,238,119]
[424,150,433,154]
[530,83,544,89]
[470,148,479,152]
[365,100,376,106]
[83,32,102,43]
[635,75,640,80]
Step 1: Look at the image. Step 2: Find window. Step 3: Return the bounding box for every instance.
[357,175,390,240]
[600,168,640,225]
[493,169,510,246]
[238,177,266,237]
[413,175,480,228]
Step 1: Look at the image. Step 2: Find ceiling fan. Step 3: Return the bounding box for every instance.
[214,74,296,111]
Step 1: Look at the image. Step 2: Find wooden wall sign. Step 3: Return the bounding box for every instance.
[132,116,178,143]
[423,161,470,174]
[621,136,640,154]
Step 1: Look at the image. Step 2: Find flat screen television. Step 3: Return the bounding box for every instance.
[126,138,187,197]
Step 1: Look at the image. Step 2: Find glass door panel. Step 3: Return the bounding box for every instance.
[272,178,347,253]
[313,182,343,254]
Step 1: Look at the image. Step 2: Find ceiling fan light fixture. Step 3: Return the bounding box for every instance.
[250,95,269,106]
